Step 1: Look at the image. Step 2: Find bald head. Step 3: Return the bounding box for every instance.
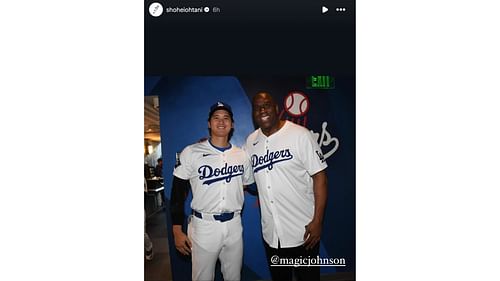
[252,92,276,106]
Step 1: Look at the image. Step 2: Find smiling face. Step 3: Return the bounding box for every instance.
[208,109,233,138]
[252,92,280,136]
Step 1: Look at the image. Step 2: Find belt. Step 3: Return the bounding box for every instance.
[192,210,236,222]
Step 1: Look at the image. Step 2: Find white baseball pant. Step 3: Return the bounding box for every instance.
[187,214,243,281]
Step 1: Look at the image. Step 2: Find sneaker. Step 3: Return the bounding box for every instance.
[145,249,154,261]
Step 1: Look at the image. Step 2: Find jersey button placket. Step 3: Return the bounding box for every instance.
[222,154,227,185]
[220,153,227,210]
[222,153,226,188]
[266,139,283,244]
[265,140,271,183]
[268,190,281,244]
[264,151,277,221]
[266,169,270,187]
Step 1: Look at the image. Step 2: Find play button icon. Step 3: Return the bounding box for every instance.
[322,6,328,14]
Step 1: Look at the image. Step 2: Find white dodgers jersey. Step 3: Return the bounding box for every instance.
[244,121,328,248]
[174,140,254,214]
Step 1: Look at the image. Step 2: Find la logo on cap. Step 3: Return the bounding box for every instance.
[217,102,224,107]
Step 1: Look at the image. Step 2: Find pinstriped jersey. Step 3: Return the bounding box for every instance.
[244,121,328,248]
[174,140,254,214]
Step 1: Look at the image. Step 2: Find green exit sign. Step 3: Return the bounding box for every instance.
[307,75,334,89]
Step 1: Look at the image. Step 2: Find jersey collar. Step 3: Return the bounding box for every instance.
[258,120,289,140]
[208,138,232,152]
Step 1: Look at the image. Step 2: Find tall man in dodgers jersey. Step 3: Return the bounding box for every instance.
[244,92,328,281]
[170,102,254,281]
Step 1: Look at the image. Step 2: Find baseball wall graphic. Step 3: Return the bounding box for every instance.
[284,91,310,117]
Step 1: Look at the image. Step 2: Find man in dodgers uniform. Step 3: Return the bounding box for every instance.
[244,92,328,281]
[170,102,254,281]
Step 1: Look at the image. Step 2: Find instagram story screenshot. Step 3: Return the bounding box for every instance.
[145,1,355,280]
[3,1,500,281]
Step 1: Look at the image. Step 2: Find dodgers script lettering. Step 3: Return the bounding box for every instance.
[198,163,244,185]
[251,149,294,173]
